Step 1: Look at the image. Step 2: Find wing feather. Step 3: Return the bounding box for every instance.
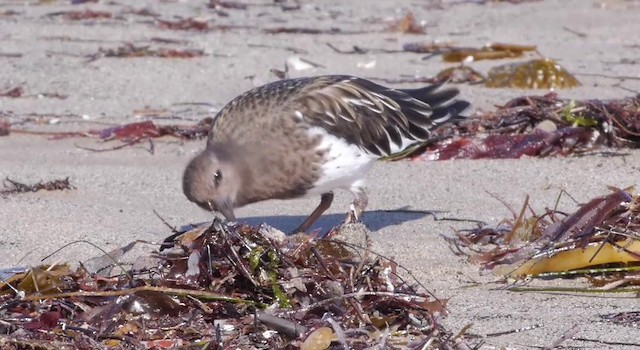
[291,76,469,156]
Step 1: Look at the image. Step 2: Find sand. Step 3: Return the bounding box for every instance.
[1,0,640,348]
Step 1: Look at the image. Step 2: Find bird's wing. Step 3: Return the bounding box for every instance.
[290,76,469,156]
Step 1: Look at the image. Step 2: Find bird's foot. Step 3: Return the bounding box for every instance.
[343,203,362,225]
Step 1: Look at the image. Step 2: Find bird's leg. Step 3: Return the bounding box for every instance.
[292,192,334,234]
[344,187,368,225]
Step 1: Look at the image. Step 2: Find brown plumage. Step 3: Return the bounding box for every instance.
[183,75,470,232]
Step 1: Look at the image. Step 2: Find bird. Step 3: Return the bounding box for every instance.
[182,75,470,233]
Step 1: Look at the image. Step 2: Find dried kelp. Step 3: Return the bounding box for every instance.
[454,187,640,290]
[400,43,581,90]
[46,10,112,20]
[0,220,467,349]
[88,43,205,61]
[9,119,213,153]
[156,18,210,31]
[401,93,640,161]
[92,120,212,141]
[401,42,535,61]
[486,58,581,89]
[1,177,75,195]
[442,43,536,63]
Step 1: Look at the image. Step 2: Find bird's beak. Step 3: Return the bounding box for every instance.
[208,200,236,222]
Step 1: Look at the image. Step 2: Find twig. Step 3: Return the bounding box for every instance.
[211,219,260,287]
[23,285,258,304]
[485,323,543,337]
[562,26,587,38]
[255,311,308,338]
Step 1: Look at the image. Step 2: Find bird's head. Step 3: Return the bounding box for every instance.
[182,148,240,222]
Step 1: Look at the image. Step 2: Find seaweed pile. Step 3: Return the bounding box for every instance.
[0,221,462,349]
[453,187,640,292]
[389,93,640,161]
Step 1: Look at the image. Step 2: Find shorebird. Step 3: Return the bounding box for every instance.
[183,75,469,233]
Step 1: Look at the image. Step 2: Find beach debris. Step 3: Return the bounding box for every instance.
[400,41,535,62]
[1,9,21,17]
[390,93,640,161]
[452,187,640,291]
[601,311,640,327]
[6,119,213,153]
[46,9,112,20]
[88,43,205,61]
[402,41,457,54]
[75,119,213,153]
[326,42,404,55]
[0,86,23,98]
[1,177,75,195]
[366,75,440,85]
[367,66,484,86]
[263,26,346,34]
[248,43,308,54]
[156,18,251,33]
[413,127,598,161]
[0,85,67,99]
[0,119,9,136]
[207,0,249,10]
[123,7,161,18]
[486,58,581,89]
[441,43,536,63]
[356,59,376,69]
[434,65,485,84]
[0,51,22,58]
[0,219,468,349]
[285,56,324,71]
[388,12,427,34]
[156,18,210,31]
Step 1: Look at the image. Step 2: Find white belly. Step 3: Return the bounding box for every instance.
[306,127,377,195]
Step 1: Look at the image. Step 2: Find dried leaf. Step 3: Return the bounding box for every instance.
[301,327,334,350]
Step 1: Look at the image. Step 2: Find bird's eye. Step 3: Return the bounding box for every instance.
[213,170,222,187]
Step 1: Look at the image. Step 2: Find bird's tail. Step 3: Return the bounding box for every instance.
[399,83,471,128]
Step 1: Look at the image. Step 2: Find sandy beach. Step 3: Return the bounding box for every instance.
[2,0,640,348]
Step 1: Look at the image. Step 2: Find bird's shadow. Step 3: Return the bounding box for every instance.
[241,207,441,234]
